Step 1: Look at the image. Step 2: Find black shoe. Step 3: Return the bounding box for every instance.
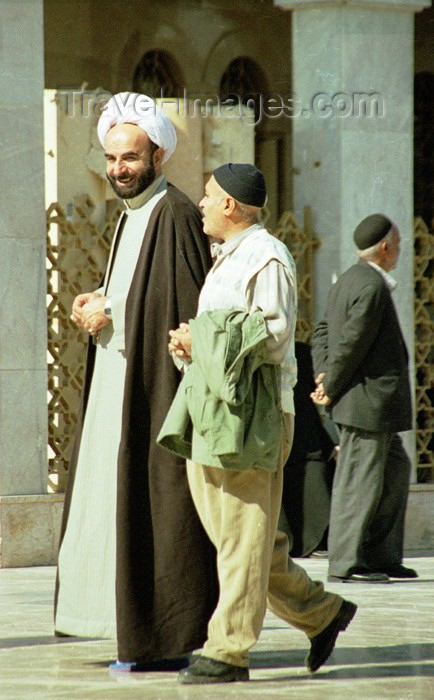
[372,565,418,579]
[328,572,390,583]
[306,599,357,673]
[178,656,249,684]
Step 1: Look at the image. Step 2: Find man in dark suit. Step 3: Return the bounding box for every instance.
[311,214,417,583]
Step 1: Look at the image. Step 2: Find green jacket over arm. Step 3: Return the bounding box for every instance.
[158,308,283,471]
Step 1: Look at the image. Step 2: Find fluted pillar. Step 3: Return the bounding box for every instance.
[0,1,62,566]
[275,0,430,472]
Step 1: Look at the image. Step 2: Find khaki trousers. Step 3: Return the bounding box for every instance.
[187,413,343,667]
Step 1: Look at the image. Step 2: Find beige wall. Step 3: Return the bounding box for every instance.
[43,0,294,219]
[43,0,433,223]
[44,1,292,94]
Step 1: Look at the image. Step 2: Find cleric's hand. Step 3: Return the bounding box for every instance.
[81,297,111,335]
[71,292,100,328]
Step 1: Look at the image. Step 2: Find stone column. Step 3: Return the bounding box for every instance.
[275,0,430,474]
[0,2,63,566]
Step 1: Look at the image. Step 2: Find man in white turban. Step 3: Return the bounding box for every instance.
[97,92,177,164]
[54,93,217,670]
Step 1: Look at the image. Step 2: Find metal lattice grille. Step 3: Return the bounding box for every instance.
[414,216,434,481]
[271,206,320,343]
[46,197,121,491]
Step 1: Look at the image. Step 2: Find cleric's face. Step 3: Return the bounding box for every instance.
[104,123,162,199]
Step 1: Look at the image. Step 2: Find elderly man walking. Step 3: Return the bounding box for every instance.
[55,92,217,669]
[161,164,356,684]
[311,214,416,584]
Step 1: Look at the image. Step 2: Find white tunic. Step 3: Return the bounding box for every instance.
[55,177,167,637]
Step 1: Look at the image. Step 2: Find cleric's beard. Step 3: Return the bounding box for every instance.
[107,159,156,199]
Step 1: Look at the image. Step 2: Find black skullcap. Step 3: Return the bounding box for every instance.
[213,163,267,208]
[354,213,393,250]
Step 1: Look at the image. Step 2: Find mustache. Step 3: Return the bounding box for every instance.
[112,175,135,182]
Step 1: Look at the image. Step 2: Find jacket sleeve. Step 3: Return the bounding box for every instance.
[311,317,329,377]
[323,281,387,401]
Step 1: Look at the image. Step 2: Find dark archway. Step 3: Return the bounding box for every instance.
[219,56,268,123]
[219,56,286,226]
[132,49,183,98]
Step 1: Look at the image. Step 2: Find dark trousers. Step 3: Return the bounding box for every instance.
[328,427,411,577]
[281,452,334,557]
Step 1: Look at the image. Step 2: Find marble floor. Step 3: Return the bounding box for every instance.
[1,555,433,699]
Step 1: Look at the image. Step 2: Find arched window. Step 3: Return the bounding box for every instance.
[219,56,286,227]
[132,50,183,98]
[219,56,268,119]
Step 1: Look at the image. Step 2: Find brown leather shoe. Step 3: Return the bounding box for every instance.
[306,599,357,672]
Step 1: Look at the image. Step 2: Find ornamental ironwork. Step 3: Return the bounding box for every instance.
[414,216,434,481]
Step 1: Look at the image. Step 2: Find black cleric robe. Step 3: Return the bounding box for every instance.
[55,184,218,662]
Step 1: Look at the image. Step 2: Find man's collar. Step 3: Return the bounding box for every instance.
[124,175,166,210]
[367,260,397,292]
[210,223,261,260]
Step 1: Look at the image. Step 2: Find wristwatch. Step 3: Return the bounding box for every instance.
[104,297,112,318]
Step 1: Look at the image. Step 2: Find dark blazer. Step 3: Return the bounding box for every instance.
[312,261,412,433]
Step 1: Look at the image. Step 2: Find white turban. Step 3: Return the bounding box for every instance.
[97,92,177,164]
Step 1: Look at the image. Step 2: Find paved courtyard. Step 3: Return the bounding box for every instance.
[1,555,433,699]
